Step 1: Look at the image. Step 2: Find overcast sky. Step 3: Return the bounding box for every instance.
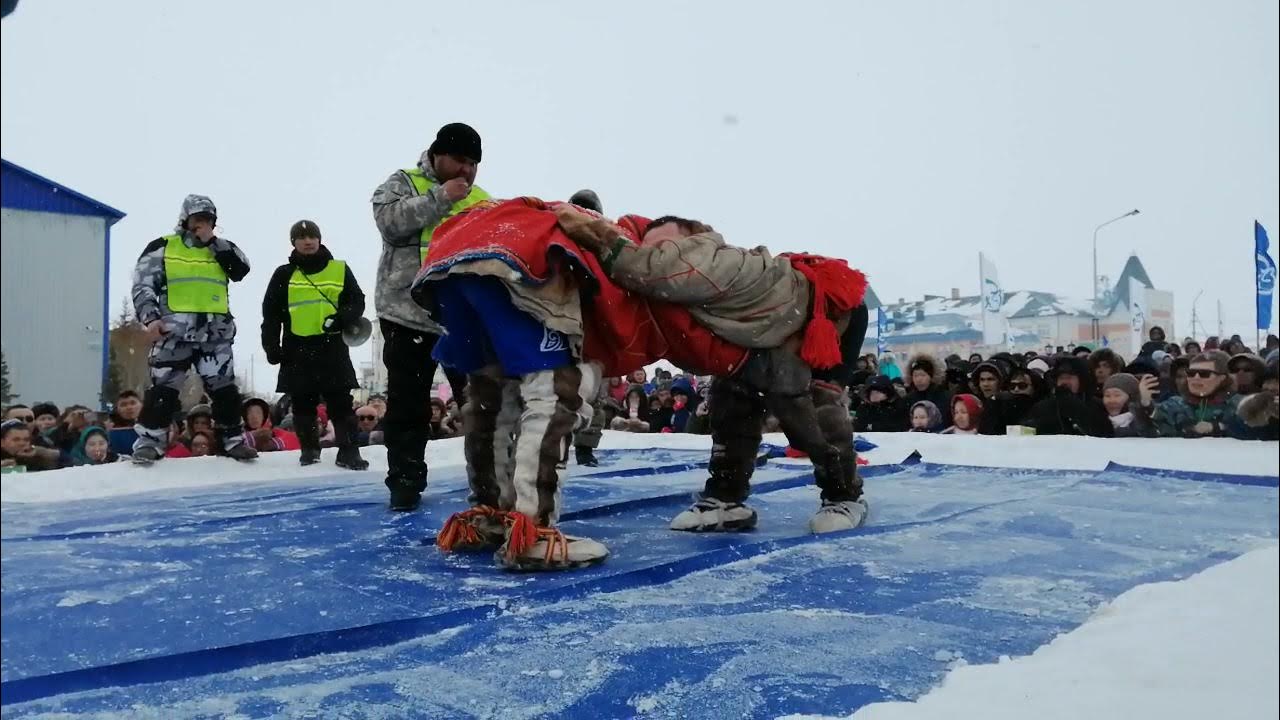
[3,0,1277,393]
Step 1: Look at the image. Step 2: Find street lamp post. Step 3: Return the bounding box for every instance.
[1092,209,1141,309]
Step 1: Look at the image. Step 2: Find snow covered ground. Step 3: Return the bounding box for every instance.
[789,544,1280,720]
[1,433,1276,719]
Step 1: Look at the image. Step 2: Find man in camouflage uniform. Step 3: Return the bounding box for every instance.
[131,195,257,464]
[371,122,490,510]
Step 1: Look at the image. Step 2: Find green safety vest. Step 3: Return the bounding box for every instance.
[287,260,347,337]
[163,234,229,314]
[404,168,491,263]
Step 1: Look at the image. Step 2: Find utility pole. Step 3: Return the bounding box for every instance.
[1190,290,1204,342]
[1216,300,1224,339]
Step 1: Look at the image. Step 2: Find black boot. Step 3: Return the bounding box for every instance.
[329,408,368,470]
[295,414,321,466]
[336,445,369,471]
[575,445,599,467]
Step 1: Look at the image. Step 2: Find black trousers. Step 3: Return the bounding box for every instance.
[381,319,440,493]
[292,387,356,450]
[380,319,468,494]
[703,303,868,504]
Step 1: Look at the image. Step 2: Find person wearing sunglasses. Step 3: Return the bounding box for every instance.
[353,407,381,447]
[1143,351,1252,439]
[261,220,369,470]
[1002,368,1043,426]
[3,405,34,424]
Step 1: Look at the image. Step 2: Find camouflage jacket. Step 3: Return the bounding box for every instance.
[370,154,461,334]
[131,231,251,344]
[1149,392,1248,439]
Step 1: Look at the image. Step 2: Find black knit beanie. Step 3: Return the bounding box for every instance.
[290,220,321,243]
[428,122,482,163]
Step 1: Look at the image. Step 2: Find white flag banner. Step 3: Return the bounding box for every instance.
[980,253,1005,347]
[1128,277,1147,356]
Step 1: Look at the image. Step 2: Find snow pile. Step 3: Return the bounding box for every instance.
[783,543,1280,720]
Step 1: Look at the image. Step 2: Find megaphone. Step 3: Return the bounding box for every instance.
[342,317,373,347]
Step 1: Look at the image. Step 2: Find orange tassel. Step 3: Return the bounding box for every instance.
[801,314,842,369]
[504,512,540,563]
[436,506,501,551]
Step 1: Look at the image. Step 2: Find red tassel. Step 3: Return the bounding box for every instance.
[801,314,842,369]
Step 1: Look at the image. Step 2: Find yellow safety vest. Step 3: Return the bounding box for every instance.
[286,260,347,337]
[404,168,491,263]
[163,234,229,314]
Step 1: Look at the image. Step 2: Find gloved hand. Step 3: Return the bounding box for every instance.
[322,315,341,334]
[265,348,282,366]
[553,205,624,252]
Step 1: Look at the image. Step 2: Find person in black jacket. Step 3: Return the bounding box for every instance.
[1139,326,1169,358]
[1003,367,1044,426]
[261,220,369,469]
[970,360,1011,435]
[904,354,952,427]
[854,375,909,432]
[1026,355,1113,437]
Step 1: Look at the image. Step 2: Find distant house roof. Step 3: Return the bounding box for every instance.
[880,310,1040,345]
[881,289,1098,323]
[1,159,126,224]
[863,285,882,310]
[1107,255,1154,313]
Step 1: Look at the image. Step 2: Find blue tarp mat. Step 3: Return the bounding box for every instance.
[1,447,1276,718]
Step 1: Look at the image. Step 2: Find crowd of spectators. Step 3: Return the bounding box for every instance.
[847,329,1279,441]
[4,329,1276,474]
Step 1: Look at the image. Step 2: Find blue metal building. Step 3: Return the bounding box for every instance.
[1,159,126,408]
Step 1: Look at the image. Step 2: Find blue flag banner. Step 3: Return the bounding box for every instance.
[876,307,888,355]
[1257,221,1277,331]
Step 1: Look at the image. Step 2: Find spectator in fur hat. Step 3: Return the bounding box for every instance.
[1228,353,1266,394]
[1142,351,1249,438]
[909,400,944,433]
[1026,355,1113,437]
[1237,358,1279,440]
[30,402,60,449]
[905,354,952,427]
[1089,349,1125,394]
[854,375,909,433]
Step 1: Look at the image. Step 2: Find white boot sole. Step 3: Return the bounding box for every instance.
[809,499,869,534]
